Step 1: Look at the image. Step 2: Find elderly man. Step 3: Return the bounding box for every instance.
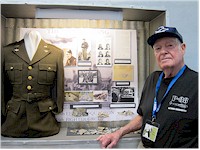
[97,26,198,148]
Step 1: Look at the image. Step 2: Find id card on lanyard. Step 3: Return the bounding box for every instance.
[142,65,186,142]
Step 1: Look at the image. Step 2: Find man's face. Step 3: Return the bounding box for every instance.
[66,52,72,59]
[153,37,186,70]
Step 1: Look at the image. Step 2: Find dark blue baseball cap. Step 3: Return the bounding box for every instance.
[147,26,183,47]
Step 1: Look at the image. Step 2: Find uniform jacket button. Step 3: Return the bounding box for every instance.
[49,106,52,110]
[27,85,32,90]
[28,66,33,70]
[28,76,33,80]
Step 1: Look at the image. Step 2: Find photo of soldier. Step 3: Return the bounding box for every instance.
[64,49,77,66]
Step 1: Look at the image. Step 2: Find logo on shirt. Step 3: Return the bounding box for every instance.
[168,95,189,112]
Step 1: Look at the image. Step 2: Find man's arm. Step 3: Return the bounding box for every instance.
[97,115,143,148]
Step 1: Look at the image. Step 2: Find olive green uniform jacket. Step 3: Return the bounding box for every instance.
[1,39,64,137]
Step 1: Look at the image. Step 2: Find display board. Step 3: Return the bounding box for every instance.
[20,28,138,123]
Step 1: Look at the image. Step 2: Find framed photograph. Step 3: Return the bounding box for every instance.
[111,86,134,103]
[78,70,98,85]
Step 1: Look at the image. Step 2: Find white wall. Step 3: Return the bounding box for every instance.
[126,0,198,72]
[2,0,198,71]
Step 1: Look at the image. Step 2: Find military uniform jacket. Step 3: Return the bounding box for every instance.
[1,39,64,137]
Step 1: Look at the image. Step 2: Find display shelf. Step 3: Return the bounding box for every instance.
[1,128,141,148]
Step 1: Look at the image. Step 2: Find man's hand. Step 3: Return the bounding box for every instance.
[96,130,122,148]
[96,115,143,148]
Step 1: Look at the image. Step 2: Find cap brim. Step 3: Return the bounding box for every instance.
[147,32,182,47]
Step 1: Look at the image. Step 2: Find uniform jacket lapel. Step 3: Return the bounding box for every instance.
[30,39,51,65]
[12,40,30,64]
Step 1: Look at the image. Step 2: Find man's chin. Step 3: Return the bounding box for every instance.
[160,64,172,70]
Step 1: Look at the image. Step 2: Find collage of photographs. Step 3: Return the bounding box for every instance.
[20,28,138,122]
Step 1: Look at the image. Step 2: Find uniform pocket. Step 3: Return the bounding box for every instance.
[37,99,56,113]
[6,100,21,114]
[5,63,23,84]
[38,64,57,85]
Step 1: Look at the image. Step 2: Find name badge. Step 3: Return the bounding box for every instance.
[142,120,160,142]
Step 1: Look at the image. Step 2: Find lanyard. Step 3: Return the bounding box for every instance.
[152,65,186,121]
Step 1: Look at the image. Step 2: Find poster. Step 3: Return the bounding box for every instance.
[20,28,138,123]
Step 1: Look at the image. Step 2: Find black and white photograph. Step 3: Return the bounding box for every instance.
[78,70,98,85]
[104,58,111,65]
[93,90,109,102]
[78,38,91,61]
[64,65,113,91]
[96,38,112,66]
[111,86,135,103]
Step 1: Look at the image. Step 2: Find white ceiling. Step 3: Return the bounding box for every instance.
[1,4,164,21]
